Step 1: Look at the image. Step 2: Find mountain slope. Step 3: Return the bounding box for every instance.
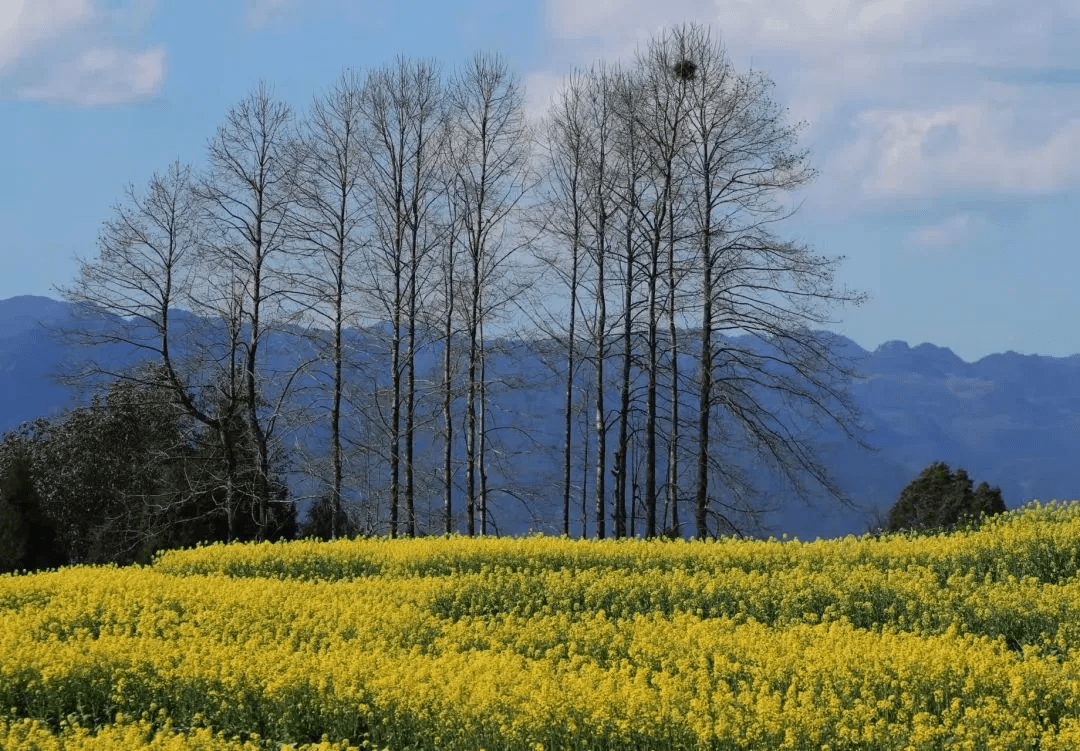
[1,295,1076,540]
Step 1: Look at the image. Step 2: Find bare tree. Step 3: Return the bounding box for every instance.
[438,196,461,534]
[288,68,370,538]
[580,66,625,541]
[609,68,647,538]
[196,80,300,540]
[358,57,449,537]
[538,64,625,538]
[660,24,868,538]
[536,70,588,537]
[57,161,200,391]
[447,52,532,535]
[539,24,867,538]
[54,162,250,538]
[629,30,700,538]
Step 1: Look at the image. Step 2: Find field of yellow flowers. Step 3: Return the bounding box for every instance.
[5,502,1080,750]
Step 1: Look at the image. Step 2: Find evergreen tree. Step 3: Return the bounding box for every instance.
[0,367,297,566]
[0,438,66,573]
[886,461,1006,532]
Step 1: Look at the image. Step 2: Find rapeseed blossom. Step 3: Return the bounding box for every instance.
[2,500,1080,749]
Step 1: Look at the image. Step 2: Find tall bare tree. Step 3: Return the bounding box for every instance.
[537,71,588,536]
[538,64,624,538]
[196,81,300,539]
[55,161,284,543]
[289,68,370,538]
[55,162,236,528]
[656,24,869,538]
[359,57,449,537]
[447,52,532,535]
[609,68,647,538]
[539,24,867,538]
[630,30,699,538]
[438,189,462,534]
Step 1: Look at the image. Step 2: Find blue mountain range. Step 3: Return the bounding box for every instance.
[2,294,1076,540]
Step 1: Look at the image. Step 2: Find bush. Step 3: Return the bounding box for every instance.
[886,461,1006,533]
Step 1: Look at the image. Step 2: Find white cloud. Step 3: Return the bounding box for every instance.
[523,70,570,123]
[0,0,93,71]
[833,95,1080,200]
[1,0,164,105]
[537,0,1080,210]
[247,0,337,28]
[18,46,165,106]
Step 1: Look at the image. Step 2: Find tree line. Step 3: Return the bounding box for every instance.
[0,23,868,568]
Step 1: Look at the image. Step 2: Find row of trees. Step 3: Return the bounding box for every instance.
[537,27,867,539]
[40,23,865,545]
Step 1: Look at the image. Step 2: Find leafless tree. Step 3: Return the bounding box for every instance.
[288,68,371,538]
[358,57,449,537]
[447,52,532,535]
[536,71,587,536]
[54,162,235,530]
[537,64,626,537]
[195,80,301,540]
[629,29,700,538]
[54,160,285,544]
[541,24,868,538]
[57,161,200,391]
[609,68,648,538]
[662,24,868,538]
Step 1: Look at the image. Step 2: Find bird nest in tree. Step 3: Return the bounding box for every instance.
[673,59,697,81]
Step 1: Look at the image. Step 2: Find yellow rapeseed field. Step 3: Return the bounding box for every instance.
[4,501,1080,750]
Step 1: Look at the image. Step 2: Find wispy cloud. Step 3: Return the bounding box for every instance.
[18,47,166,106]
[834,93,1080,200]
[0,0,94,72]
[911,213,975,247]
[247,0,292,28]
[1,0,165,105]
[247,0,336,28]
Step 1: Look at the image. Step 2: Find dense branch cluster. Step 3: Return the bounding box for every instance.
[1,24,867,565]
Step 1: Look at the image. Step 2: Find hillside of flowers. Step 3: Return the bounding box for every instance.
[5,501,1080,750]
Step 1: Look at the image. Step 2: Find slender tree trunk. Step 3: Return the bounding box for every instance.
[465,264,479,535]
[644,241,659,538]
[390,287,401,538]
[562,246,579,536]
[245,285,271,538]
[478,315,489,534]
[694,130,715,539]
[667,194,680,536]
[696,257,712,539]
[332,276,344,538]
[405,261,417,537]
[442,239,456,535]
[612,213,633,539]
[221,424,237,542]
[593,245,607,541]
[581,388,590,538]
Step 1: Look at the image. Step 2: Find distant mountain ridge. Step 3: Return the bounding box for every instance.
[2,294,1077,540]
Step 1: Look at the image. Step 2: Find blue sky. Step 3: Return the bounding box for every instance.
[1,0,1077,362]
